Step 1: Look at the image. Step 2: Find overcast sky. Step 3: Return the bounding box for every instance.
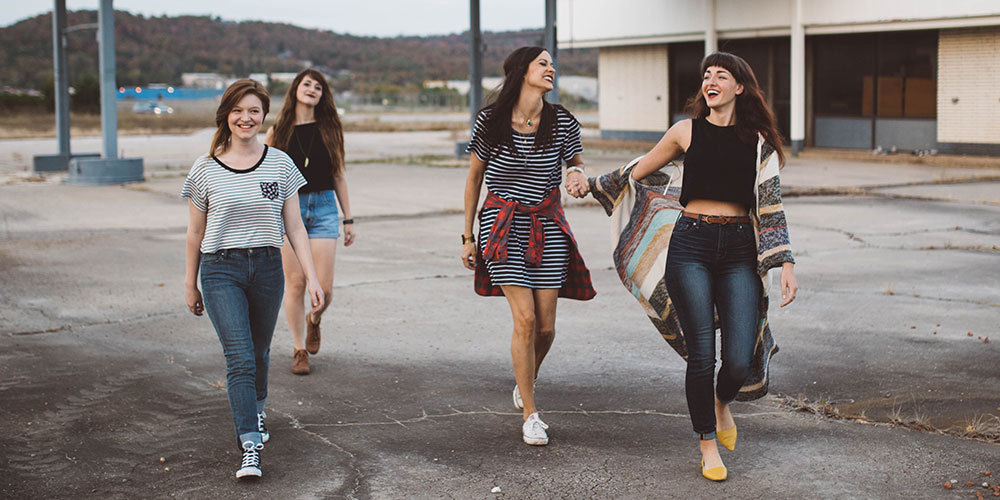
[2,0,546,36]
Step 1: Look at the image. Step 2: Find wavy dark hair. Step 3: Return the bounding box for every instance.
[479,46,573,155]
[210,79,269,155]
[685,52,785,166]
[269,69,345,175]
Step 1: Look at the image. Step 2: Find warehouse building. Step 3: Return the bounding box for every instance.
[557,0,1000,154]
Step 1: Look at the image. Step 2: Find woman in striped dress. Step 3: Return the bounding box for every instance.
[183,79,324,479]
[461,46,595,446]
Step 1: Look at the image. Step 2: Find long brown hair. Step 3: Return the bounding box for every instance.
[685,52,785,166]
[210,79,270,155]
[269,69,345,175]
[479,46,571,155]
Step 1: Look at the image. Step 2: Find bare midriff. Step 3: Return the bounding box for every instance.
[683,199,748,217]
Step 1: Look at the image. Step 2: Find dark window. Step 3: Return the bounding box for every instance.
[814,34,876,117]
[669,42,704,123]
[814,31,937,119]
[719,37,791,140]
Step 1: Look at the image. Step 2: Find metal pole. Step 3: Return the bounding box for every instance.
[97,0,118,159]
[705,0,717,56]
[469,0,483,131]
[53,0,70,157]
[790,0,805,155]
[544,0,558,104]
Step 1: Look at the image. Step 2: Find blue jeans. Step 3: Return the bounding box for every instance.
[665,216,760,439]
[200,247,284,446]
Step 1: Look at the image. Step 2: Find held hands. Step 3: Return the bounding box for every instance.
[307,280,325,315]
[779,262,798,307]
[461,241,476,270]
[186,285,204,316]
[565,170,590,198]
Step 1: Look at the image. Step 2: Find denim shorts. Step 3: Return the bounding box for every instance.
[298,190,340,239]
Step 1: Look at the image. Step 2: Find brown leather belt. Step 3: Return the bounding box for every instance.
[681,211,751,225]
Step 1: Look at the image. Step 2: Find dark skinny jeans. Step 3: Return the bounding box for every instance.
[665,215,760,439]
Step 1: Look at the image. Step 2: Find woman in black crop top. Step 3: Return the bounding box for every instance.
[587,52,798,481]
[266,69,355,376]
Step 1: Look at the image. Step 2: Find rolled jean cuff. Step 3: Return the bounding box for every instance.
[256,398,266,415]
[696,431,717,441]
[239,431,263,448]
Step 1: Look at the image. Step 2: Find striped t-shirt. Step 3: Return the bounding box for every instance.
[181,145,306,254]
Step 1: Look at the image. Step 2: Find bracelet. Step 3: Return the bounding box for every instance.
[566,166,585,176]
[342,218,354,225]
[461,234,475,244]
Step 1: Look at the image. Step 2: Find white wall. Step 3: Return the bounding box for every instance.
[598,45,669,132]
[937,27,1000,144]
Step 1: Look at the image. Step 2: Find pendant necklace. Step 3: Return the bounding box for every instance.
[294,124,317,168]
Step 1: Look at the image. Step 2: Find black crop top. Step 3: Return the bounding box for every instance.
[286,122,337,193]
[679,117,757,209]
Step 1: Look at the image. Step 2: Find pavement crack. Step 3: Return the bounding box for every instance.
[293,405,785,429]
[339,273,466,289]
[807,287,1000,308]
[270,408,366,500]
[7,310,183,336]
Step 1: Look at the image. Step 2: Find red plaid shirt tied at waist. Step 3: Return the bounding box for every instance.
[474,188,596,301]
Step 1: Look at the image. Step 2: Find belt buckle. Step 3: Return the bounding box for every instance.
[704,215,727,224]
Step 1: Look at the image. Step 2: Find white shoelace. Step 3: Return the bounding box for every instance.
[257,411,267,433]
[241,442,263,469]
[526,415,549,432]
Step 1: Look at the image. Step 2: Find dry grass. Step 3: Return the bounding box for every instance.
[953,414,1000,442]
[780,394,1000,444]
[582,137,657,153]
[884,283,896,296]
[799,147,1000,168]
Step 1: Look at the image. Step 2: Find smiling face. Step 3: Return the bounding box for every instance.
[522,50,555,92]
[702,65,744,109]
[296,76,323,107]
[228,93,264,141]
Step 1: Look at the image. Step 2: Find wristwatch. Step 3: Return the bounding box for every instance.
[461,234,475,244]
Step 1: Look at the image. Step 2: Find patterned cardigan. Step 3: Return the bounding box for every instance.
[587,137,794,401]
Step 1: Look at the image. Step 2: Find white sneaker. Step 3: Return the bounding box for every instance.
[522,412,549,446]
[236,441,264,479]
[258,411,269,443]
[512,382,535,410]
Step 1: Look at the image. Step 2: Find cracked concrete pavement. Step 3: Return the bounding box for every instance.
[1,130,998,499]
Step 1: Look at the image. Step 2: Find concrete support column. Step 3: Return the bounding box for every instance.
[790,0,806,155]
[98,0,118,159]
[705,0,717,56]
[544,0,559,104]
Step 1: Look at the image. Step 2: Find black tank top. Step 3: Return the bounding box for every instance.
[680,117,757,209]
[286,122,337,193]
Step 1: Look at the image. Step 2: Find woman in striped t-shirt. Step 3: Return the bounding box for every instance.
[182,79,324,480]
[461,46,595,447]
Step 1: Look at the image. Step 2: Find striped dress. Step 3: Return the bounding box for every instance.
[469,106,584,288]
[181,145,306,253]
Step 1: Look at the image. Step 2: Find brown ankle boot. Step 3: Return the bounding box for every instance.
[305,314,321,354]
[291,348,310,375]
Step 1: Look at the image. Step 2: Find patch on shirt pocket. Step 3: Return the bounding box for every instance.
[260,182,279,200]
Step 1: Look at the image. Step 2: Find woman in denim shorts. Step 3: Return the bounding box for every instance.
[183,79,324,479]
[266,69,355,375]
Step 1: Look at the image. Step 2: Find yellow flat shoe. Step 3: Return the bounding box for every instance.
[701,457,728,481]
[717,425,737,451]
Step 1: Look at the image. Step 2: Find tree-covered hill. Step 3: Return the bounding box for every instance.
[1,10,597,91]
